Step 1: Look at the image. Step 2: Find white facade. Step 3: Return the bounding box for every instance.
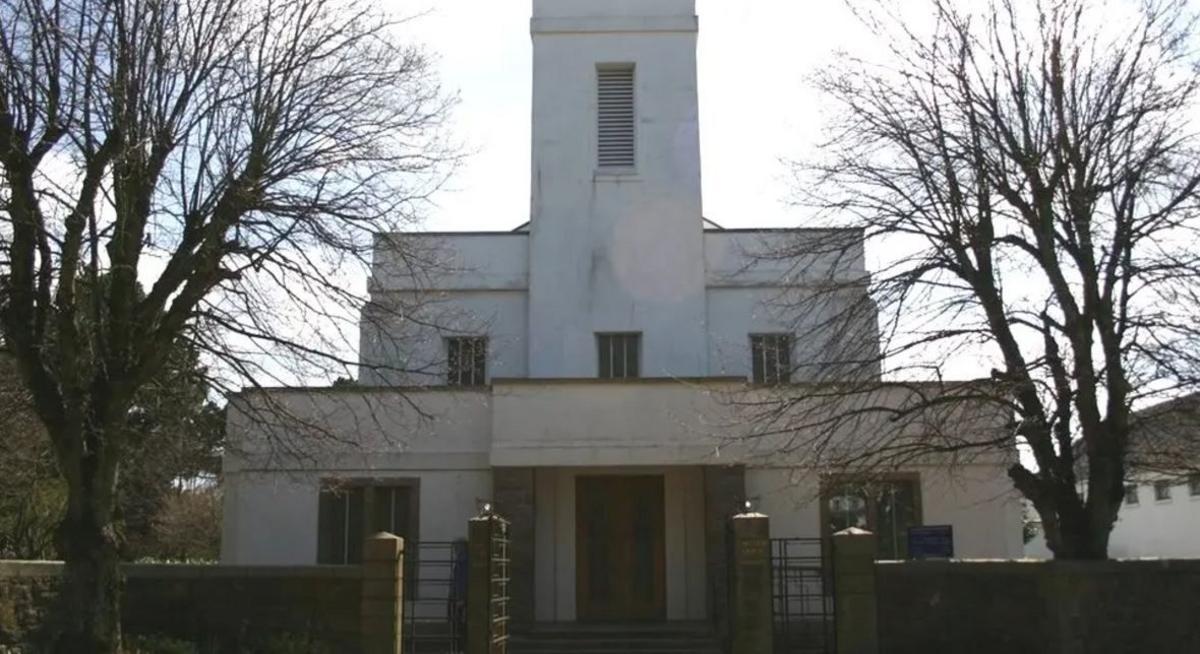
[1025,476,1200,559]
[1108,476,1200,558]
[223,0,1022,625]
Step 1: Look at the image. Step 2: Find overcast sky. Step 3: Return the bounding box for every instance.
[402,1,863,232]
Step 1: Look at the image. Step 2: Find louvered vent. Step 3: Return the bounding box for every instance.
[597,66,635,168]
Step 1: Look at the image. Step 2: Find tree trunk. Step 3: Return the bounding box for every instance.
[1046,492,1113,560]
[53,496,122,653]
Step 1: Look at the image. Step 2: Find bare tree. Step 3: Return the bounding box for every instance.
[0,0,454,649]
[734,0,1200,560]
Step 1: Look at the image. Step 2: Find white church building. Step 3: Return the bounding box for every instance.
[222,0,1022,628]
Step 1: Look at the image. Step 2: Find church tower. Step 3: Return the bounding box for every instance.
[527,0,708,377]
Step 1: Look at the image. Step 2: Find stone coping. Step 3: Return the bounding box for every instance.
[876,558,1200,572]
[0,560,362,579]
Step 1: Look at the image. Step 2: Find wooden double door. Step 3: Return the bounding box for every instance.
[575,475,666,622]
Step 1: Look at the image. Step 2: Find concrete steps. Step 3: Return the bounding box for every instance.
[509,622,722,654]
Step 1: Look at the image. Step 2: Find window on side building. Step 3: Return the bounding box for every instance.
[446,336,487,386]
[1190,474,1200,497]
[822,476,921,560]
[317,481,420,592]
[1154,480,1172,502]
[1123,483,1139,506]
[750,333,793,384]
[597,333,641,379]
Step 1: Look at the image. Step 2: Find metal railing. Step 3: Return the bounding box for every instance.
[770,538,835,654]
[403,540,467,654]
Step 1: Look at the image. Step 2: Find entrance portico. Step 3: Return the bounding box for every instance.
[524,467,709,623]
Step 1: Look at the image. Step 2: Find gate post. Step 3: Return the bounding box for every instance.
[361,532,404,654]
[467,509,510,654]
[731,511,773,654]
[832,527,878,654]
[466,514,492,654]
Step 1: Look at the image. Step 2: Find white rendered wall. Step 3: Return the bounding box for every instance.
[1105,479,1200,558]
[221,469,490,565]
[489,379,731,467]
[706,287,797,377]
[221,390,493,564]
[360,291,529,386]
[526,1,708,378]
[746,465,1023,559]
[370,234,528,292]
[532,466,707,622]
[533,0,694,19]
[362,233,529,385]
[704,230,878,379]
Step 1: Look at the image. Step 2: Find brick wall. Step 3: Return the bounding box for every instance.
[0,561,364,651]
[875,559,1200,654]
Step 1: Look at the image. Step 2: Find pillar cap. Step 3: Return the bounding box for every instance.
[732,512,768,519]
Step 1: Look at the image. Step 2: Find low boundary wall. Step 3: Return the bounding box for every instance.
[0,533,404,653]
[875,558,1200,653]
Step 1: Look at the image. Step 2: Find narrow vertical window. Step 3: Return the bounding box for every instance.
[597,333,641,379]
[750,334,793,384]
[597,65,635,169]
[822,477,921,560]
[317,482,420,588]
[1154,480,1172,502]
[446,336,487,386]
[1124,483,1139,505]
[317,485,364,564]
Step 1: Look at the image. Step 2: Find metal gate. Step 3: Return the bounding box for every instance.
[403,540,467,654]
[771,538,834,654]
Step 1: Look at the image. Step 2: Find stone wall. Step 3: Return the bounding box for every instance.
[492,467,534,629]
[0,563,59,648]
[703,465,745,643]
[875,559,1200,654]
[0,560,367,651]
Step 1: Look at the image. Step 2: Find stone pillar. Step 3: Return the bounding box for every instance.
[704,465,746,641]
[361,532,404,654]
[832,527,879,654]
[730,512,773,654]
[492,467,535,629]
[466,515,493,654]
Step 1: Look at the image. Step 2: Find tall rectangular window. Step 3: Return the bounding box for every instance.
[1189,474,1200,497]
[317,481,419,593]
[1154,480,1172,502]
[750,334,793,384]
[446,336,487,386]
[597,65,635,169]
[822,476,921,560]
[317,486,365,565]
[597,333,641,379]
[1124,483,1140,505]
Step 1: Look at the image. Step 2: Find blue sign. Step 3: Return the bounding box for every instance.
[907,525,954,559]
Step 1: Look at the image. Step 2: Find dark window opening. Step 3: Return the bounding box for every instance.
[822,476,921,560]
[597,333,641,379]
[1154,480,1172,502]
[317,480,420,594]
[447,336,487,386]
[750,333,793,384]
